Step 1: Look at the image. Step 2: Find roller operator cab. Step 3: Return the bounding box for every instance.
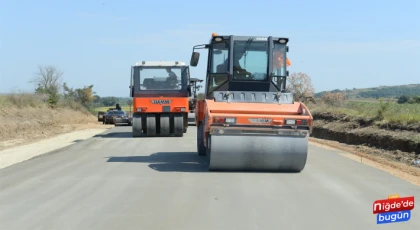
[129,61,191,137]
[190,33,313,172]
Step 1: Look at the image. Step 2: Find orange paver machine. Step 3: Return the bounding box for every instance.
[129,61,191,137]
[190,33,313,172]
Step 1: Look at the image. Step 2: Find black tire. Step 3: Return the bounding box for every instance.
[160,114,170,136]
[132,114,143,137]
[173,114,183,137]
[146,114,156,137]
[197,122,206,156]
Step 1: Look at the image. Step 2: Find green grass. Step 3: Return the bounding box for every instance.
[309,100,420,125]
[347,98,397,103]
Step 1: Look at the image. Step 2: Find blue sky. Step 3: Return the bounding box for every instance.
[1,0,419,97]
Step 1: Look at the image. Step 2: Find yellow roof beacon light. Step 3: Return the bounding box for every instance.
[212,32,218,37]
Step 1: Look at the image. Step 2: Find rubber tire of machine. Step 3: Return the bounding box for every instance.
[160,114,170,137]
[197,122,206,156]
[146,114,156,137]
[132,114,143,137]
[173,114,184,137]
[183,114,188,133]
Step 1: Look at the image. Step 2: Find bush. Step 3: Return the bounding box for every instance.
[408,96,420,104]
[375,99,392,121]
[321,92,345,106]
[397,95,410,104]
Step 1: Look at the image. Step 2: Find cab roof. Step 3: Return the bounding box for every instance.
[134,61,186,67]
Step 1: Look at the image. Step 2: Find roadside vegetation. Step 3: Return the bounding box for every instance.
[309,92,420,126]
[307,85,420,168]
[315,83,420,99]
[0,65,103,146]
[0,65,97,114]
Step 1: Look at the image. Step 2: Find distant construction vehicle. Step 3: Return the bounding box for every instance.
[190,33,313,172]
[187,77,203,125]
[129,61,191,137]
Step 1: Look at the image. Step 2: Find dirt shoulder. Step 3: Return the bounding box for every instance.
[309,110,420,185]
[309,138,420,186]
[0,105,111,151]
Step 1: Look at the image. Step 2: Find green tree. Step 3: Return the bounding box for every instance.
[397,95,410,104]
[101,96,118,106]
[76,85,95,106]
[408,96,420,104]
[31,65,63,107]
[62,82,77,100]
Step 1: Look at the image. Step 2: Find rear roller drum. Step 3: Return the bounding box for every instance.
[160,114,170,137]
[146,114,156,137]
[173,114,184,137]
[132,114,143,137]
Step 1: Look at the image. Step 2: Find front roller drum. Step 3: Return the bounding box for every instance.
[207,134,308,172]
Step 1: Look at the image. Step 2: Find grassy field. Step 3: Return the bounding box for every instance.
[0,92,90,112]
[0,93,99,144]
[308,100,420,125]
[94,105,133,113]
[344,84,420,98]
[347,98,397,103]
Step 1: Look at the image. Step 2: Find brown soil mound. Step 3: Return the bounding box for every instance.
[311,112,420,168]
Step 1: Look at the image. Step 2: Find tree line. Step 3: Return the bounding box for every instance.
[315,84,420,99]
[31,65,137,111]
[31,65,96,110]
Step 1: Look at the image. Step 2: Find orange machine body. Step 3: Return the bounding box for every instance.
[195,99,313,147]
[133,97,189,113]
[190,33,313,172]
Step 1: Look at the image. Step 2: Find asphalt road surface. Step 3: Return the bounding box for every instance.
[1,126,419,230]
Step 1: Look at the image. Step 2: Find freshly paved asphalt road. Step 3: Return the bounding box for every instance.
[1,126,419,230]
